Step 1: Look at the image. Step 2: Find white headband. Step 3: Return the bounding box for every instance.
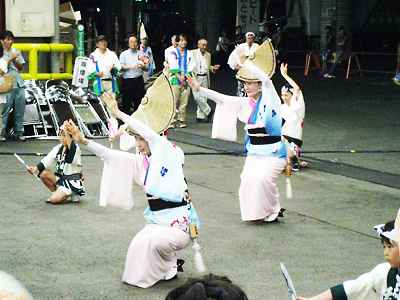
[245,32,255,38]
[374,223,398,243]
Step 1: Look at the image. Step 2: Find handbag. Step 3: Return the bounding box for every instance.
[0,75,14,94]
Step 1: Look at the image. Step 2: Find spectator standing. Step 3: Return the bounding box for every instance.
[0,43,9,142]
[321,25,335,76]
[215,29,230,71]
[89,35,121,93]
[166,34,195,128]
[0,30,26,141]
[139,36,156,82]
[324,26,349,78]
[191,38,220,123]
[119,35,147,113]
[164,35,179,63]
[228,32,259,96]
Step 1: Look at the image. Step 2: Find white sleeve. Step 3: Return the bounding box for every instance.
[199,87,241,104]
[334,263,391,300]
[281,104,295,122]
[86,140,114,160]
[112,52,121,71]
[227,49,239,70]
[187,51,196,73]
[40,145,60,169]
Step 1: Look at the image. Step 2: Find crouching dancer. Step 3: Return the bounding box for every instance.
[64,92,201,288]
[27,125,85,204]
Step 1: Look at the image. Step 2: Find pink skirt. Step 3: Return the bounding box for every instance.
[122,224,190,288]
[239,156,286,221]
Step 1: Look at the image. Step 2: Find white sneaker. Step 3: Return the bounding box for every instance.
[164,265,178,280]
[264,212,279,223]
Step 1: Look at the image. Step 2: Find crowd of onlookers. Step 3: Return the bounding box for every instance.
[0,25,399,142]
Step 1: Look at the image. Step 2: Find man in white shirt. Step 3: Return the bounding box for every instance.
[164,35,179,63]
[166,34,195,128]
[89,35,121,93]
[228,32,259,96]
[119,35,147,113]
[191,38,220,122]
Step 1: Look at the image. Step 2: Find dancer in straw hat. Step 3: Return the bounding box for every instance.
[64,75,203,287]
[189,40,287,223]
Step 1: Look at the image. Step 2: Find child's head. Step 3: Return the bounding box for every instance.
[380,220,400,267]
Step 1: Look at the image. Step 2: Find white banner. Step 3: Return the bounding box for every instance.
[237,0,260,34]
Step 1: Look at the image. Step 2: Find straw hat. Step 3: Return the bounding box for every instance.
[236,39,276,82]
[140,23,147,40]
[130,73,175,134]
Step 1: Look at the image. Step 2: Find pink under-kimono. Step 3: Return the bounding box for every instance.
[199,61,287,221]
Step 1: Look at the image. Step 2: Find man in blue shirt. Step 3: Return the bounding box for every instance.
[0,30,26,141]
[119,35,147,114]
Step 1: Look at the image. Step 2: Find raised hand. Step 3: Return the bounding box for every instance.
[101,92,120,117]
[187,76,201,92]
[64,120,86,144]
[280,63,288,76]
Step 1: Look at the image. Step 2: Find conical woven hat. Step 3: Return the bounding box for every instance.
[140,23,147,39]
[236,39,276,82]
[130,73,175,134]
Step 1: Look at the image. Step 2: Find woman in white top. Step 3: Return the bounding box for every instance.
[280,63,306,171]
[0,44,9,141]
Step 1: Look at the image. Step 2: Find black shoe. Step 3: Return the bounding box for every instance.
[177,259,185,272]
[278,208,286,218]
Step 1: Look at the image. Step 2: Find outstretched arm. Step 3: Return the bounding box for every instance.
[280,63,300,94]
[297,290,333,300]
[187,76,240,104]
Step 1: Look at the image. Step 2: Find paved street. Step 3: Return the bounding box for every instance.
[0,70,399,299]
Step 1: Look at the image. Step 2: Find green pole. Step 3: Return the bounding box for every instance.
[76,24,85,57]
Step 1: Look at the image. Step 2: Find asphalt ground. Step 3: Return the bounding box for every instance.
[0,69,399,299]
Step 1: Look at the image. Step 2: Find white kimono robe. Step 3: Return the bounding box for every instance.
[330,263,400,300]
[199,61,287,221]
[85,114,195,288]
[281,90,305,142]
